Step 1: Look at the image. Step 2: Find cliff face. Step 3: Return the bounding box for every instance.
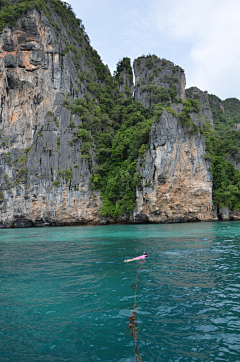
[207,94,240,222]
[134,56,186,107]
[0,6,216,227]
[132,111,213,223]
[186,87,213,125]
[0,10,90,149]
[0,9,105,227]
[118,68,134,97]
[131,65,214,224]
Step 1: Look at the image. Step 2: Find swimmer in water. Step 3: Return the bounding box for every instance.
[124,252,147,262]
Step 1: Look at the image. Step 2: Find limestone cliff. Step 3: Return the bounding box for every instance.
[0,9,94,150]
[186,87,213,125]
[134,56,186,107]
[132,110,213,223]
[0,4,217,227]
[207,94,240,221]
[115,57,134,97]
[0,7,105,227]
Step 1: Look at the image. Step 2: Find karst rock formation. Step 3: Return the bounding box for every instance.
[0,1,237,227]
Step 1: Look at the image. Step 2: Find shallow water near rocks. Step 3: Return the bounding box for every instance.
[1,221,240,361]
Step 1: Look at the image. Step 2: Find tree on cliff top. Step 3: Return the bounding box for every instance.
[0,0,81,33]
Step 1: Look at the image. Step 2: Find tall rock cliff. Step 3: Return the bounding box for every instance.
[0,6,107,227]
[186,87,213,125]
[115,57,134,97]
[0,9,94,150]
[0,2,216,227]
[132,110,213,223]
[134,56,186,107]
[207,94,240,221]
[132,78,213,223]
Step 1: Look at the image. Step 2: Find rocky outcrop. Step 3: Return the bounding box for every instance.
[0,7,217,227]
[218,207,230,221]
[132,110,213,223]
[0,9,94,150]
[216,207,240,222]
[118,67,134,97]
[0,9,106,227]
[0,108,105,228]
[226,157,240,173]
[223,98,240,118]
[232,124,240,131]
[208,95,240,121]
[131,59,214,224]
[134,56,186,108]
[208,94,225,116]
[186,87,213,125]
[209,93,240,172]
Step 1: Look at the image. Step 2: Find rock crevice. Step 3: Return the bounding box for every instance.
[0,9,218,227]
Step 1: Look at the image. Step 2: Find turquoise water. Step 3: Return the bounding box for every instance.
[1,222,240,361]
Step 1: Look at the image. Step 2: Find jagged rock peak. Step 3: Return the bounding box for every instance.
[222,98,240,118]
[133,55,186,108]
[186,87,213,125]
[114,57,133,97]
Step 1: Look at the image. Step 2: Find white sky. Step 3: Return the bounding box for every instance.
[65,0,240,100]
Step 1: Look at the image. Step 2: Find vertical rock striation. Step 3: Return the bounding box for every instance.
[131,56,213,223]
[117,61,134,97]
[186,87,213,125]
[132,110,213,223]
[0,9,105,227]
[134,56,186,107]
[0,8,216,227]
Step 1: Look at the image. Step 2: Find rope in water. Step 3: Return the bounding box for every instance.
[127,263,144,362]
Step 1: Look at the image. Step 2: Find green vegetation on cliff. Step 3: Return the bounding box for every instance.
[201,95,240,210]
[0,0,83,33]
[67,59,154,216]
[0,0,110,89]
[202,120,240,210]
[114,57,133,84]
[69,59,200,217]
[5,0,238,218]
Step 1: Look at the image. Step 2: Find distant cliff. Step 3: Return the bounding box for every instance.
[0,0,238,227]
[207,94,240,221]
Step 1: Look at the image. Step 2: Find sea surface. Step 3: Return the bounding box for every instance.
[0,222,240,362]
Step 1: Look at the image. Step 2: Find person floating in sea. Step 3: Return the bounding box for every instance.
[124,252,147,263]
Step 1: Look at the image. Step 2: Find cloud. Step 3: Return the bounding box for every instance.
[151,0,240,99]
[67,0,240,99]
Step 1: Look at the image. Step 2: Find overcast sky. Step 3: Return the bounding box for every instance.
[65,0,240,100]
